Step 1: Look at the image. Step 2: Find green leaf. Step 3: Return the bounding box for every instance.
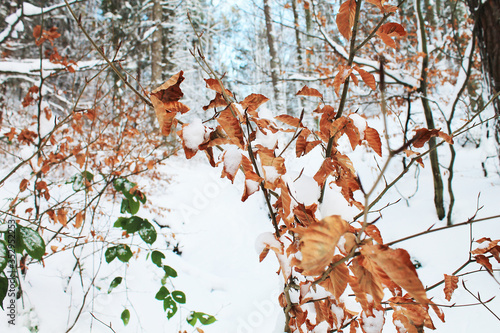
[163,265,177,278]
[155,286,170,300]
[71,171,94,191]
[163,296,178,319]
[120,199,129,214]
[187,312,216,326]
[105,246,117,263]
[0,241,8,273]
[108,277,122,294]
[138,220,157,244]
[0,275,7,310]
[17,226,45,260]
[120,198,140,215]
[114,216,143,234]
[121,308,130,326]
[171,290,186,304]
[116,245,133,262]
[151,251,165,267]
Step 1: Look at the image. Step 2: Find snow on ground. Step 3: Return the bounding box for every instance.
[1,119,499,332]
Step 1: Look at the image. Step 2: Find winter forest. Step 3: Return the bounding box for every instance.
[0,0,499,332]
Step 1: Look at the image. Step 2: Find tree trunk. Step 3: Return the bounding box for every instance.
[151,0,163,87]
[416,0,446,220]
[263,0,283,112]
[468,0,500,143]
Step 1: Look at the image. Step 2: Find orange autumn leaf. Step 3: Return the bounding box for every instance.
[350,256,385,304]
[475,254,493,274]
[203,92,228,111]
[336,0,357,41]
[411,128,453,148]
[57,209,68,226]
[204,78,234,97]
[74,211,84,229]
[296,85,323,99]
[376,22,407,48]
[389,295,435,329]
[221,149,242,183]
[443,274,458,301]
[365,225,383,244]
[292,216,349,276]
[313,158,336,185]
[361,244,429,305]
[19,179,29,192]
[354,66,377,90]
[471,237,500,255]
[275,114,302,128]
[151,71,189,136]
[217,107,245,149]
[365,127,382,156]
[240,93,269,116]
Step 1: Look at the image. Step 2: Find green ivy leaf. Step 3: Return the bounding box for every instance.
[163,265,177,278]
[171,290,186,304]
[105,246,117,263]
[0,275,7,310]
[0,241,8,273]
[108,277,122,294]
[163,296,178,319]
[116,245,133,262]
[155,286,170,300]
[121,308,130,326]
[17,226,45,260]
[138,220,157,244]
[70,171,94,191]
[151,251,165,267]
[187,311,216,326]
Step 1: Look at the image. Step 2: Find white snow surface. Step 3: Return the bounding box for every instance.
[182,118,207,150]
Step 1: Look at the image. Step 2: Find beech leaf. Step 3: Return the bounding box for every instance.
[443,274,458,301]
[292,216,349,276]
[296,85,323,99]
[336,0,357,41]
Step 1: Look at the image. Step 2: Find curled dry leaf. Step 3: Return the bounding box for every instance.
[361,244,429,305]
[376,22,407,48]
[296,85,323,99]
[365,225,383,244]
[411,128,454,148]
[20,179,29,192]
[292,215,349,276]
[217,107,245,149]
[475,254,493,274]
[203,93,227,111]
[336,0,357,41]
[204,78,234,97]
[389,295,435,329]
[443,274,458,301]
[275,114,302,128]
[240,93,269,116]
[151,71,189,136]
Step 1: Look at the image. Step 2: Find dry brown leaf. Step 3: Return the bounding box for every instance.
[443,274,458,301]
[296,85,324,99]
[354,66,377,90]
[275,114,301,127]
[364,127,382,156]
[74,211,84,229]
[351,256,384,304]
[336,0,357,40]
[240,93,269,116]
[475,254,493,273]
[333,65,353,96]
[365,225,383,244]
[362,244,429,305]
[203,93,227,111]
[292,216,349,276]
[20,179,29,192]
[319,254,350,299]
[217,107,245,149]
[57,209,67,227]
[389,295,435,329]
[204,78,234,97]
[376,23,407,48]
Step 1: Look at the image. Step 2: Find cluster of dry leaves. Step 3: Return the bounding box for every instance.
[150,67,463,332]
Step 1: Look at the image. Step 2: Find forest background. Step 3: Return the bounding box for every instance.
[0,0,499,332]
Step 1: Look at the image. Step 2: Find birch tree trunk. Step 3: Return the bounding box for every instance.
[263,0,283,112]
